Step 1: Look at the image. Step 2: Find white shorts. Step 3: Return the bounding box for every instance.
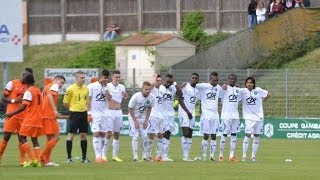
[147,116,166,134]
[245,120,263,134]
[107,109,123,132]
[90,115,110,133]
[221,119,240,134]
[179,114,195,129]
[200,115,220,134]
[129,119,147,138]
[164,116,175,132]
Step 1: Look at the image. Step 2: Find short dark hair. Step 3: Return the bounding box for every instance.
[191,72,199,77]
[155,73,161,78]
[101,69,110,77]
[25,67,33,74]
[228,74,237,79]
[166,74,173,79]
[24,74,35,84]
[245,76,256,89]
[112,70,120,74]
[54,75,66,81]
[210,71,218,77]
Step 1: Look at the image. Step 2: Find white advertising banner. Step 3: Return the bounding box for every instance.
[44,68,99,94]
[0,0,23,62]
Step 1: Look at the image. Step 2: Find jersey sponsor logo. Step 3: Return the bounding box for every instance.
[228,94,238,102]
[138,100,151,113]
[95,93,106,101]
[163,93,172,101]
[206,92,216,100]
[189,96,196,104]
[156,96,162,104]
[246,96,257,105]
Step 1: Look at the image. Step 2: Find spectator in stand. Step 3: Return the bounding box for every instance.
[256,1,267,24]
[285,0,295,10]
[295,0,304,7]
[270,0,284,16]
[104,24,120,41]
[303,0,311,7]
[267,0,275,18]
[248,0,258,28]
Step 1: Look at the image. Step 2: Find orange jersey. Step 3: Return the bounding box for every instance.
[42,83,59,118]
[3,79,28,119]
[22,86,43,127]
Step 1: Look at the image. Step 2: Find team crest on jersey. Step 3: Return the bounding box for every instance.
[236,89,239,93]
[254,91,257,95]
[189,96,196,104]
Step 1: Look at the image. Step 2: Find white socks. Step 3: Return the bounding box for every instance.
[156,139,163,157]
[113,139,119,157]
[230,135,237,158]
[252,136,260,158]
[242,136,250,158]
[219,136,226,157]
[210,140,216,158]
[201,139,208,159]
[132,136,139,160]
[93,137,101,159]
[101,138,109,158]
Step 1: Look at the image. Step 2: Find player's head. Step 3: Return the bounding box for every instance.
[228,74,237,87]
[209,71,219,86]
[154,73,162,88]
[141,81,152,97]
[99,69,110,85]
[23,74,35,85]
[53,75,66,89]
[190,73,199,86]
[75,70,86,85]
[22,67,33,81]
[245,76,256,90]
[112,70,121,84]
[163,74,174,88]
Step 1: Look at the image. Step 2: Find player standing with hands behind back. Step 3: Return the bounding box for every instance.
[63,71,90,163]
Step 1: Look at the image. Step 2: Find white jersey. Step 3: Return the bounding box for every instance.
[150,86,164,118]
[239,87,268,121]
[107,82,126,104]
[88,81,108,117]
[128,92,155,120]
[220,85,242,120]
[196,83,222,115]
[158,84,176,116]
[178,83,199,116]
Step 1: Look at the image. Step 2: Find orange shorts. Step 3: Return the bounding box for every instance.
[2,116,23,133]
[42,118,59,135]
[19,126,42,138]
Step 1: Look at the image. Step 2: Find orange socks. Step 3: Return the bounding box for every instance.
[19,142,26,163]
[40,139,58,163]
[22,142,35,160]
[0,140,8,160]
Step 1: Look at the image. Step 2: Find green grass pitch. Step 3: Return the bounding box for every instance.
[0,135,319,180]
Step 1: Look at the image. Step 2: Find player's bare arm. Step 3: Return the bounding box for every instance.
[263,92,271,102]
[176,86,192,119]
[5,104,27,118]
[128,108,138,129]
[144,107,152,129]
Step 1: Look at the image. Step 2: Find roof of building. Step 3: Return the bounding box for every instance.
[115,33,192,46]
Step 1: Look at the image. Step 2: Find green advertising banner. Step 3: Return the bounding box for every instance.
[1,113,320,139]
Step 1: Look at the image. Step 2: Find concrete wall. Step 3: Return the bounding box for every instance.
[171,8,320,70]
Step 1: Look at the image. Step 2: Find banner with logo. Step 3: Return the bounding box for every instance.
[0,0,23,62]
[1,114,320,139]
[44,68,99,94]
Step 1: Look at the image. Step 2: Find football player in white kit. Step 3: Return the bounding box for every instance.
[87,69,110,163]
[160,74,190,162]
[239,77,270,162]
[196,71,223,161]
[147,73,165,162]
[128,81,155,162]
[106,70,128,162]
[179,73,200,161]
[219,74,241,162]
